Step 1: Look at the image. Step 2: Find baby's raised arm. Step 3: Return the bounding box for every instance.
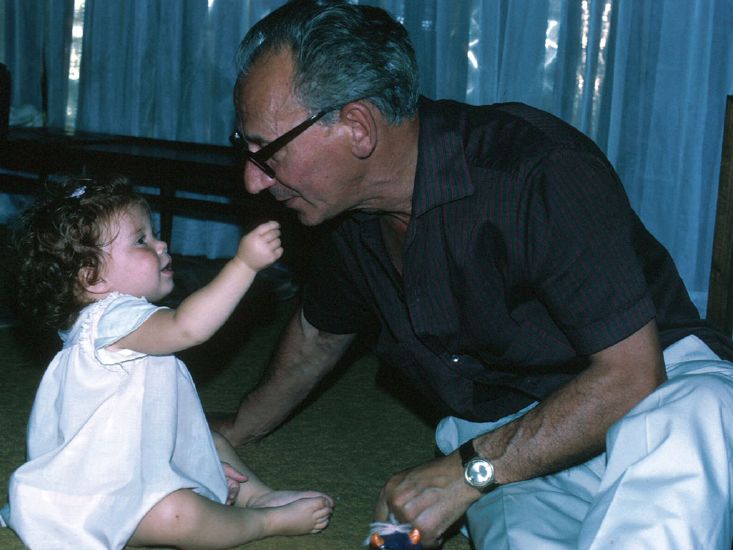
[109,221,282,355]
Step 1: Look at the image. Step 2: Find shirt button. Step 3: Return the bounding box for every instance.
[450,354,461,364]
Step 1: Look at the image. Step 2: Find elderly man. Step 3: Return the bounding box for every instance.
[216,1,733,548]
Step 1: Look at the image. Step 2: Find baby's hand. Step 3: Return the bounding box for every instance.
[221,462,248,505]
[236,221,283,271]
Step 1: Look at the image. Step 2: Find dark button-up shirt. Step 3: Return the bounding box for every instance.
[303,97,731,421]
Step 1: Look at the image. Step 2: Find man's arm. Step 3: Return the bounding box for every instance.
[376,320,666,547]
[213,304,356,447]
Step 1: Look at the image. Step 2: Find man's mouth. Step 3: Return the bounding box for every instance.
[269,189,298,203]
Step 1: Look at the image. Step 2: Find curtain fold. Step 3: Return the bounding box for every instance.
[3,0,732,315]
[1,0,73,224]
[3,0,73,125]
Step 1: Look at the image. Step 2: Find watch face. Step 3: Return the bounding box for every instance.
[465,458,495,488]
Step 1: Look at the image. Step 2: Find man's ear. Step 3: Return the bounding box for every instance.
[341,101,378,159]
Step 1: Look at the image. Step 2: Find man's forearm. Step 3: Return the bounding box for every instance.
[474,320,667,484]
[227,306,355,445]
[375,321,668,545]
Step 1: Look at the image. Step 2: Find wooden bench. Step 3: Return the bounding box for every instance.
[0,127,291,245]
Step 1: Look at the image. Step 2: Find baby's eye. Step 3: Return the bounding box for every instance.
[136,235,146,245]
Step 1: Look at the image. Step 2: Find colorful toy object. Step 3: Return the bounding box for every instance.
[365,516,423,549]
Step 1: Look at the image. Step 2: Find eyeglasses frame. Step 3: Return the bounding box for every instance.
[230,107,336,179]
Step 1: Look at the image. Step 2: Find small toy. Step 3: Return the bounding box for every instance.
[365,515,423,549]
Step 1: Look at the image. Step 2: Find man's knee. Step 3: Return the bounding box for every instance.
[655,370,733,416]
[608,370,733,457]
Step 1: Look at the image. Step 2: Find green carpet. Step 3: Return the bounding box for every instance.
[0,285,473,549]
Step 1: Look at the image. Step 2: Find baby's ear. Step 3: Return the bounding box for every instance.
[78,267,110,296]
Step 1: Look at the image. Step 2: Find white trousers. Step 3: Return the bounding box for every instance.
[435,335,733,549]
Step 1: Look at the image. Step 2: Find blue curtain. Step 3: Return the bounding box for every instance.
[0,0,74,225]
[76,0,276,143]
[3,0,733,316]
[3,0,73,127]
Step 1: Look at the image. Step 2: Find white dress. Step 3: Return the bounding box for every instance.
[2,293,228,549]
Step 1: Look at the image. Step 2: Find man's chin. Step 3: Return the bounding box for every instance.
[289,203,327,226]
[296,211,324,226]
[280,197,333,226]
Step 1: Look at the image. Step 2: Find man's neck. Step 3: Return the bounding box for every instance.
[363,115,420,220]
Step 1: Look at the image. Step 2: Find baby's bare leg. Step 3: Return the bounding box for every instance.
[212,431,334,510]
[128,489,332,549]
[211,431,271,505]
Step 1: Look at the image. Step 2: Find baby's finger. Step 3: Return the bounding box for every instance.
[264,232,281,245]
[264,231,282,246]
[256,220,280,235]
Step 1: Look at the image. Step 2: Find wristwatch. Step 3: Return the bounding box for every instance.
[458,439,496,492]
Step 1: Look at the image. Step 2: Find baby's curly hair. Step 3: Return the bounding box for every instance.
[16,174,149,331]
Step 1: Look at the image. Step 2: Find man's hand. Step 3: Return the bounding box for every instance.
[375,452,482,547]
[372,321,666,546]
[221,461,248,505]
[206,307,356,448]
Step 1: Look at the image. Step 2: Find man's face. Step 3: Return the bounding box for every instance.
[234,49,363,226]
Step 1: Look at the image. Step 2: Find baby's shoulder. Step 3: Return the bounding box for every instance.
[61,293,161,350]
[95,293,164,346]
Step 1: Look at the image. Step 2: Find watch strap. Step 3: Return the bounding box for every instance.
[458,439,478,467]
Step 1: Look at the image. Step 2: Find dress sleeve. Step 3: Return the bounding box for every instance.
[93,294,167,365]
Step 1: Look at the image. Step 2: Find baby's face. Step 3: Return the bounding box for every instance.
[96,205,174,302]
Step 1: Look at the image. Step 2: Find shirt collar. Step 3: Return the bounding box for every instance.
[350,96,475,225]
[412,96,474,218]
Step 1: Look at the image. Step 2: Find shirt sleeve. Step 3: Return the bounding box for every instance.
[93,294,167,365]
[523,148,656,355]
[302,229,374,335]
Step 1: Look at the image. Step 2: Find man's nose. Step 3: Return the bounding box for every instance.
[243,161,275,194]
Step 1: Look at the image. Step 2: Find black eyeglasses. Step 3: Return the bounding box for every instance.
[230,107,336,179]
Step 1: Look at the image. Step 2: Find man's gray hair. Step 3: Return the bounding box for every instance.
[235,0,420,125]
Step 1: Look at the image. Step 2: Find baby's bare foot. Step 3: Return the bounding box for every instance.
[251,489,334,509]
[264,496,333,536]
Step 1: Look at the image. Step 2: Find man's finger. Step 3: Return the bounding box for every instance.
[373,490,390,522]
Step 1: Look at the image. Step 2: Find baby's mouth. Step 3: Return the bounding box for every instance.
[161,261,173,274]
